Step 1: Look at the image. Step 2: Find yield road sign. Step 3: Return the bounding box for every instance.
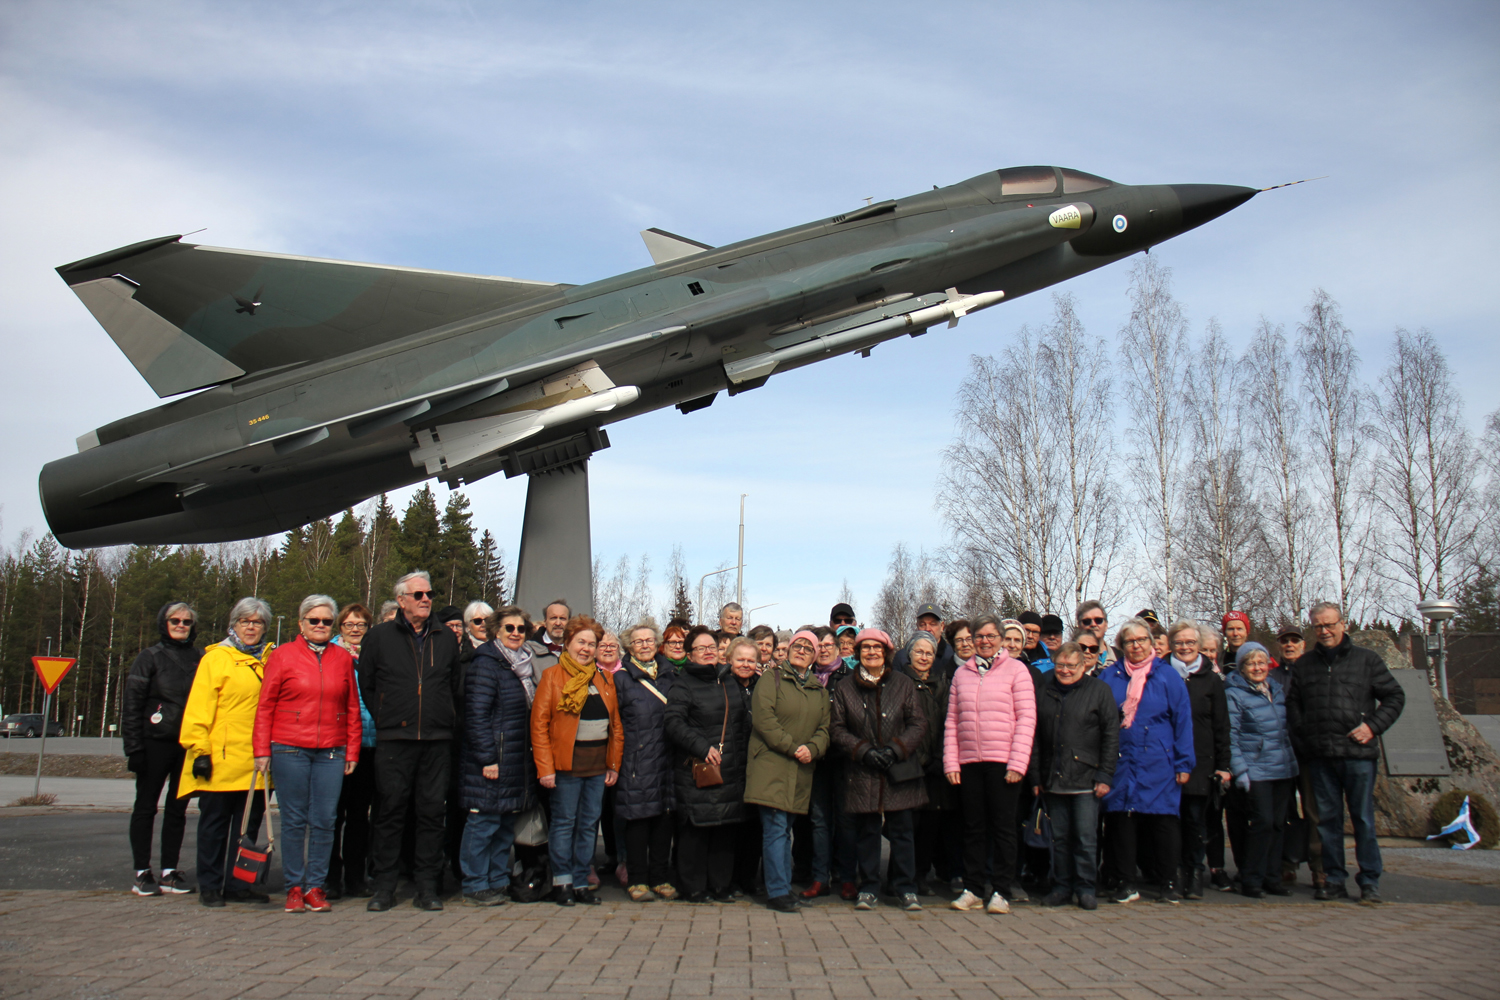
[32,657,76,694]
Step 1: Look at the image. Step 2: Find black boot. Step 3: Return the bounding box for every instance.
[1184,869,1204,900]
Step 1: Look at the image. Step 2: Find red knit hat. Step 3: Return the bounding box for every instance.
[1221,610,1251,632]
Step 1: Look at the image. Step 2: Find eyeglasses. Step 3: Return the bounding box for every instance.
[664,639,684,647]
[167,617,193,626]
[1122,636,1151,646]
[343,621,368,630]
[631,638,655,646]
[1080,616,1105,626]
[690,643,716,653]
[501,623,527,633]
[237,619,266,627]
[1312,622,1340,631]
[304,617,334,627]
[403,590,435,601]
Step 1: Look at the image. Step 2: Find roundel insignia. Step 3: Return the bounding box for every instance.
[1112,214,1128,233]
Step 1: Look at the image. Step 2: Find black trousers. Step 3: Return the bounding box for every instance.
[129,739,188,871]
[854,809,916,895]
[445,740,466,885]
[960,761,1020,897]
[370,740,450,891]
[1206,796,1227,869]
[601,786,620,862]
[1225,789,1250,875]
[624,811,674,887]
[676,819,733,896]
[328,754,376,888]
[195,789,266,894]
[1239,778,1294,890]
[732,806,762,893]
[1106,811,1180,890]
[1179,793,1210,877]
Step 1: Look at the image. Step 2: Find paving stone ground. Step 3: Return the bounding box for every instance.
[1,889,1495,1000]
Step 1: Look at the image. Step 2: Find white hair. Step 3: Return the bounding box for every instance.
[463,601,494,623]
[393,571,432,598]
[299,594,338,619]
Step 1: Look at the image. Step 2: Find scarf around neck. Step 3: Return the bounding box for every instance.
[631,655,659,680]
[221,633,269,660]
[1168,654,1201,680]
[499,642,537,703]
[557,650,597,715]
[1121,657,1153,729]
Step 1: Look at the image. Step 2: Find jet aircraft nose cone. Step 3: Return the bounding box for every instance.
[1170,184,1257,231]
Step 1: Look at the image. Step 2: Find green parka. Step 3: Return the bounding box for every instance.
[744,663,831,814]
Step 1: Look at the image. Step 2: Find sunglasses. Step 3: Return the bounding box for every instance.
[1079,644,1101,653]
[404,590,435,601]
[832,616,855,625]
[501,623,527,633]
[1080,616,1105,626]
[167,617,193,626]
[304,617,334,627]
[470,617,486,625]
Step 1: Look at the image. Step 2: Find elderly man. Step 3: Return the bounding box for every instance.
[534,600,570,653]
[1221,611,1252,667]
[719,603,744,636]
[1276,625,1322,888]
[893,603,948,672]
[1074,601,1116,665]
[1287,602,1405,904]
[1038,615,1065,656]
[359,571,464,912]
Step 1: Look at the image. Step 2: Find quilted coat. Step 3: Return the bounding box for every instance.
[665,661,751,827]
[1098,658,1195,816]
[1224,670,1299,782]
[1285,635,1405,761]
[1181,662,1231,796]
[942,653,1037,774]
[829,667,928,814]
[613,657,677,821]
[460,641,536,814]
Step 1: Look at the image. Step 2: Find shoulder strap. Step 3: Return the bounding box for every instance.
[638,677,668,704]
[718,682,729,749]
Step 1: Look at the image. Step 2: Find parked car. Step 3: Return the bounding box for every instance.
[1,714,64,738]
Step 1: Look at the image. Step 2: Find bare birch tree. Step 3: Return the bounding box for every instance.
[1244,317,1315,623]
[1298,289,1374,614]
[1118,256,1190,620]
[872,542,942,644]
[1368,328,1480,607]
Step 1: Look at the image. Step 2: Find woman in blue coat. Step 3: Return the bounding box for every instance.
[1224,641,1299,899]
[1099,617,1195,904]
[457,606,538,906]
[614,623,679,901]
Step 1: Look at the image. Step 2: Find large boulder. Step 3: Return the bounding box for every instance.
[1354,630,1500,840]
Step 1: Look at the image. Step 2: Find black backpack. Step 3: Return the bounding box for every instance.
[507,859,551,903]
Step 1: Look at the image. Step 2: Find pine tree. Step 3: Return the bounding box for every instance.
[437,490,480,607]
[393,486,444,585]
[476,530,507,607]
[668,578,693,626]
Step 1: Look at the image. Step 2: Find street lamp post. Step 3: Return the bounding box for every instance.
[698,565,744,626]
[737,494,747,610]
[1416,598,1459,702]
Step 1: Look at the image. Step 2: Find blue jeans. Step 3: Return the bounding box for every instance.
[460,811,518,894]
[760,808,796,899]
[1308,757,1382,889]
[1045,792,1100,893]
[809,764,855,883]
[549,773,605,887]
[270,743,346,890]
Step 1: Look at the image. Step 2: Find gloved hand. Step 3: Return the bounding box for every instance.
[1234,773,1250,793]
[192,754,213,781]
[864,747,896,771]
[126,751,145,774]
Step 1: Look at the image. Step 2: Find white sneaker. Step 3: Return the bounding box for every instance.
[986,892,1010,914]
[950,889,984,911]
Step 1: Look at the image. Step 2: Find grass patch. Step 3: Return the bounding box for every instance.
[8,793,58,807]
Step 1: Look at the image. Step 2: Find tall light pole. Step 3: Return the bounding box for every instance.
[698,565,743,626]
[1417,598,1459,702]
[737,494,747,609]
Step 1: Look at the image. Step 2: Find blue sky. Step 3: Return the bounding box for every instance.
[2,1,1497,629]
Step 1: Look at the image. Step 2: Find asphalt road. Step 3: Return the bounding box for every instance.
[0,737,123,755]
[1,811,1495,906]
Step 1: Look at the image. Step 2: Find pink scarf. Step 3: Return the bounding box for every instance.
[1121,657,1153,729]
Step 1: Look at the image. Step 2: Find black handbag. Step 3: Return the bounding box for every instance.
[1024,798,1053,850]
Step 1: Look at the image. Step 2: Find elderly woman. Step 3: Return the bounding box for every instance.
[531,615,622,906]
[804,625,857,901]
[748,625,777,671]
[327,603,376,899]
[831,628,927,912]
[1165,620,1231,900]
[123,602,202,897]
[1099,617,1196,905]
[945,615,1036,914]
[661,623,689,671]
[180,597,275,908]
[900,631,956,896]
[594,630,626,884]
[727,637,765,897]
[665,625,751,903]
[253,595,361,912]
[614,623,679,901]
[1225,642,1299,898]
[940,619,974,678]
[746,630,830,912]
[463,601,494,651]
[457,605,538,906]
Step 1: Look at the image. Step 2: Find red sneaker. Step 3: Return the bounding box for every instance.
[284,887,305,912]
[839,882,858,901]
[800,880,830,900]
[304,887,331,912]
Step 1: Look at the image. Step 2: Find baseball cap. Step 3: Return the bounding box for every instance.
[915,603,942,621]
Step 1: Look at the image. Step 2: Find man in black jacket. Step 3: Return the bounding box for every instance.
[359,571,463,912]
[122,603,202,897]
[1287,602,1405,904]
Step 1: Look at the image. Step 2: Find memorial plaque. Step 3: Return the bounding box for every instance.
[1381,669,1452,776]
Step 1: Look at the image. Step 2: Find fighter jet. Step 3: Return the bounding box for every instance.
[40,165,1258,605]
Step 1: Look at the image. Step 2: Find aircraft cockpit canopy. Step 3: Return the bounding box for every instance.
[994,166,1114,198]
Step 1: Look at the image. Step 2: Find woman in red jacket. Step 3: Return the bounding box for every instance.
[254,594,361,913]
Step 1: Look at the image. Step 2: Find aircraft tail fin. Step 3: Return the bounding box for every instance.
[640,228,713,265]
[56,237,568,397]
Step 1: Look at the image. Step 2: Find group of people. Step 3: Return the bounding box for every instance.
[122,578,1407,915]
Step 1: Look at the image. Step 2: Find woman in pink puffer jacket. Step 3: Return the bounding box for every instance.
[943,614,1037,914]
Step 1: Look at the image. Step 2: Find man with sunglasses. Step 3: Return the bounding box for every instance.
[829,603,857,629]
[1071,631,1105,675]
[1074,601,1116,667]
[359,571,464,912]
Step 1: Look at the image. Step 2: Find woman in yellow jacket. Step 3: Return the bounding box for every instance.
[179,597,275,907]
